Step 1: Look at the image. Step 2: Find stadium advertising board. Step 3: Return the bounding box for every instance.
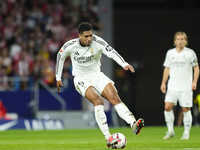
[0,119,65,131]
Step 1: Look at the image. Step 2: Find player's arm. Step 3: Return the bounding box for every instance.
[160,67,169,94]
[108,49,135,73]
[110,50,135,73]
[57,81,63,92]
[124,65,135,73]
[55,47,69,92]
[95,36,134,73]
[101,44,134,73]
[192,64,199,90]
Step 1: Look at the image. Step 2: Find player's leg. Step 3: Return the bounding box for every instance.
[92,72,144,135]
[181,107,192,139]
[85,86,112,140]
[85,87,120,147]
[92,72,137,127]
[163,90,177,139]
[179,90,193,140]
[73,75,112,140]
[101,83,135,123]
[85,87,119,147]
[101,82,144,135]
[164,102,175,131]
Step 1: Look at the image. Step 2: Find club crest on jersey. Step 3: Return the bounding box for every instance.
[90,48,94,54]
[183,55,186,59]
[60,49,63,52]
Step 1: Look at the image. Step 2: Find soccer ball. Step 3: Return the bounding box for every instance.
[110,133,127,149]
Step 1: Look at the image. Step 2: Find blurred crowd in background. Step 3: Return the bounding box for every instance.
[0,0,102,91]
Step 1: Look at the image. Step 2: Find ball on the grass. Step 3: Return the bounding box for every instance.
[111,133,127,149]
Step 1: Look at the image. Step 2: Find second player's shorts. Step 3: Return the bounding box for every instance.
[165,90,193,107]
[74,72,114,97]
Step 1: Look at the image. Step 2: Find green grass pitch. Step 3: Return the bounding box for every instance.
[0,126,200,150]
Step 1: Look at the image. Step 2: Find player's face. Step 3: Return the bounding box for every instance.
[79,30,93,46]
[174,34,187,49]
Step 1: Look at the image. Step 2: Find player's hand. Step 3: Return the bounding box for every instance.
[192,82,197,91]
[57,81,63,92]
[124,65,135,73]
[160,83,166,94]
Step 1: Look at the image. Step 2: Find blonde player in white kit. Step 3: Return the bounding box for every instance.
[56,22,144,147]
[161,32,199,140]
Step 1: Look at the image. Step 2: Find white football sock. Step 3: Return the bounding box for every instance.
[94,105,111,140]
[114,103,136,127]
[164,110,174,132]
[183,110,192,135]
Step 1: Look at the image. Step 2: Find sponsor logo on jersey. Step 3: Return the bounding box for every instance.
[172,61,186,67]
[75,51,79,55]
[74,55,94,63]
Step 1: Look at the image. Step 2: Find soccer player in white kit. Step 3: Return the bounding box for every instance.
[160,32,199,140]
[56,22,144,147]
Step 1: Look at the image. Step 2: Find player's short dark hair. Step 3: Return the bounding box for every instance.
[78,22,93,34]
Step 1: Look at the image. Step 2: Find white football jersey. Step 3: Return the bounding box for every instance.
[56,35,129,81]
[163,47,198,91]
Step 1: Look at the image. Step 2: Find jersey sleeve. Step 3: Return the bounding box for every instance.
[55,44,70,81]
[97,38,129,68]
[191,50,198,67]
[163,51,170,67]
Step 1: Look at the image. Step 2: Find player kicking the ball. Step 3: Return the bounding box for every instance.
[56,22,144,146]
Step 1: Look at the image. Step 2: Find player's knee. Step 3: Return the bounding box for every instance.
[165,106,172,111]
[164,102,173,111]
[182,107,190,112]
[109,94,121,105]
[92,96,104,106]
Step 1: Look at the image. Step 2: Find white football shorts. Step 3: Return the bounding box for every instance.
[73,72,114,97]
[165,90,193,107]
